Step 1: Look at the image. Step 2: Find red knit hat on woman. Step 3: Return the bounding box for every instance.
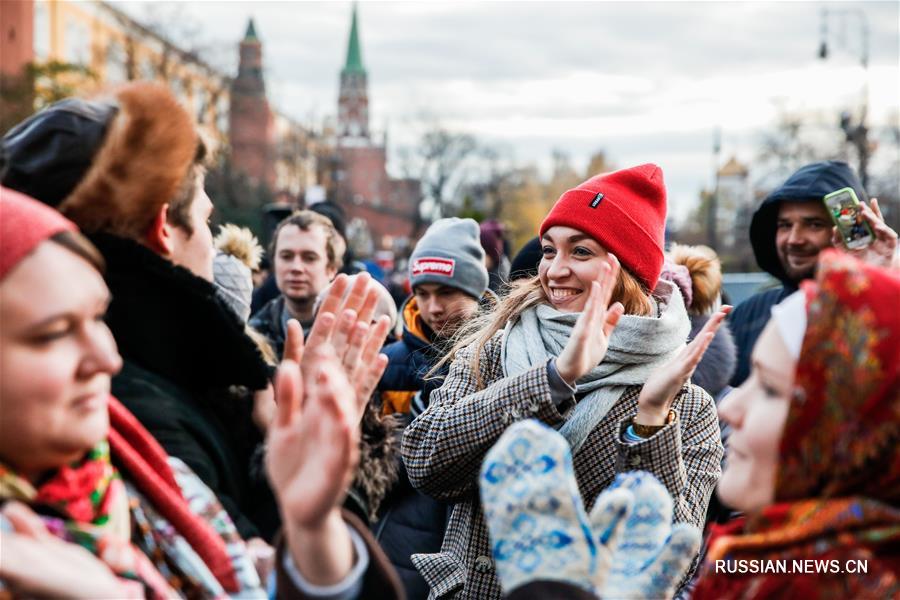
[539,163,667,290]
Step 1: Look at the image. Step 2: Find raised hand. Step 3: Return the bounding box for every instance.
[266,347,361,586]
[598,472,701,599]
[556,255,625,385]
[282,273,390,421]
[831,198,898,269]
[267,352,358,531]
[636,305,731,425]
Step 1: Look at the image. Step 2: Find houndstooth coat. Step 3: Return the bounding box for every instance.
[401,331,724,599]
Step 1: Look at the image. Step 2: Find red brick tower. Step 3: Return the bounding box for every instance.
[229,19,275,190]
[337,4,369,141]
[334,5,421,253]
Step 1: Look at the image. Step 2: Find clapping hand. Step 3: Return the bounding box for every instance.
[636,306,731,425]
[556,255,625,385]
[831,198,898,269]
[267,275,390,586]
[283,272,391,422]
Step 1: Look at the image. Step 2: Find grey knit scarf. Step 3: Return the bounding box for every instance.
[501,279,690,454]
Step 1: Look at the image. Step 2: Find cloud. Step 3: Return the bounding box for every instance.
[119,0,899,222]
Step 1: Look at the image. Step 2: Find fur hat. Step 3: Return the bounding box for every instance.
[1,82,200,240]
[666,243,723,315]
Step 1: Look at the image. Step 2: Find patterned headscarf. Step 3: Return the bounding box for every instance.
[777,250,900,503]
[695,252,900,599]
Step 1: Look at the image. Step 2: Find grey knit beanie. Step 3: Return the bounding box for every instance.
[214,252,253,322]
[409,218,488,299]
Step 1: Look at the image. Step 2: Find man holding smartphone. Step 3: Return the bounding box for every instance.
[727,160,897,387]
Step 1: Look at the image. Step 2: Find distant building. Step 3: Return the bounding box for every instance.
[333,4,421,253]
[0,1,316,204]
[229,19,275,190]
[715,156,752,248]
[2,0,232,139]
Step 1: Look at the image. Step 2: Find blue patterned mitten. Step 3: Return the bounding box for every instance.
[480,420,603,595]
[595,471,702,599]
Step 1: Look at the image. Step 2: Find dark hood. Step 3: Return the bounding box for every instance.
[749,161,865,283]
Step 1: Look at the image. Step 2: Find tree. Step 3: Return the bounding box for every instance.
[1,61,97,135]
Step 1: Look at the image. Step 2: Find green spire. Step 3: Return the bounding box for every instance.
[244,18,258,41]
[343,4,365,75]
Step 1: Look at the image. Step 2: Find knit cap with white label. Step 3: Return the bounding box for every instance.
[409,217,489,300]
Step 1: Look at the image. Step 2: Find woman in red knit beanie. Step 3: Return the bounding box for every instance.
[0,187,402,598]
[401,164,730,599]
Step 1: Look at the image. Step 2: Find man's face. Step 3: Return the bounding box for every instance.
[413,283,478,338]
[775,201,833,282]
[274,224,337,303]
[169,180,215,281]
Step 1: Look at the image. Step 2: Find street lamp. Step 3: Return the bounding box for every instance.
[818,7,871,189]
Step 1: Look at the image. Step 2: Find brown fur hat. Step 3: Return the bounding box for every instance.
[59,82,199,240]
[668,243,723,315]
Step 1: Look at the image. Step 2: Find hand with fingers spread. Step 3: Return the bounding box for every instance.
[831,198,899,269]
[598,472,702,599]
[556,255,625,385]
[283,273,391,422]
[266,347,361,586]
[636,305,732,425]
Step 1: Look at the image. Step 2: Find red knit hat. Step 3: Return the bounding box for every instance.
[539,164,667,290]
[0,185,76,281]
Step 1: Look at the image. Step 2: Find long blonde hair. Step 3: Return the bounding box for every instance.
[430,266,653,390]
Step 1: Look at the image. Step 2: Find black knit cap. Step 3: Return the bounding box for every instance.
[0,98,118,207]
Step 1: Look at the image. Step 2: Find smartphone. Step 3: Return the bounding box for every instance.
[823,187,874,250]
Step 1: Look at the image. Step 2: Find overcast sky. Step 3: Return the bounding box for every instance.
[125,0,900,223]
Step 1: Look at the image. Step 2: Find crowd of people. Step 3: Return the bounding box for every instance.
[0,81,897,600]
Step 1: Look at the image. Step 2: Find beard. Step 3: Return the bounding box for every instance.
[778,249,820,283]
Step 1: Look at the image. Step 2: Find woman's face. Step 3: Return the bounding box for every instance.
[539,225,610,313]
[716,321,796,514]
[0,241,122,478]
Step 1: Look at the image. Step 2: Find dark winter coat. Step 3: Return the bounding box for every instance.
[727,161,866,386]
[92,233,274,541]
[375,296,453,599]
[250,295,290,360]
[378,296,450,415]
[689,314,736,401]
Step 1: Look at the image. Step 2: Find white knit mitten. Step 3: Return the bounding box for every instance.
[595,471,701,599]
[480,420,629,595]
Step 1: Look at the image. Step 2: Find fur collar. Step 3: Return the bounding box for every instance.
[91,233,269,392]
[351,402,401,522]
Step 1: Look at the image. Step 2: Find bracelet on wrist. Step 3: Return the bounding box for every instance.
[631,409,676,438]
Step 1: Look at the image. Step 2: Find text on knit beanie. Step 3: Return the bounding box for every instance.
[409,217,489,300]
[0,186,76,281]
[539,164,667,290]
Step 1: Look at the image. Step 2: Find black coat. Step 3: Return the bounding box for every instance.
[92,233,275,540]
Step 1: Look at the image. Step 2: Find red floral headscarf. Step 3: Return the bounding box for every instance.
[695,252,900,599]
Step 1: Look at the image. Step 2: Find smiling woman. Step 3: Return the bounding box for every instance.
[692,252,900,599]
[402,164,729,599]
